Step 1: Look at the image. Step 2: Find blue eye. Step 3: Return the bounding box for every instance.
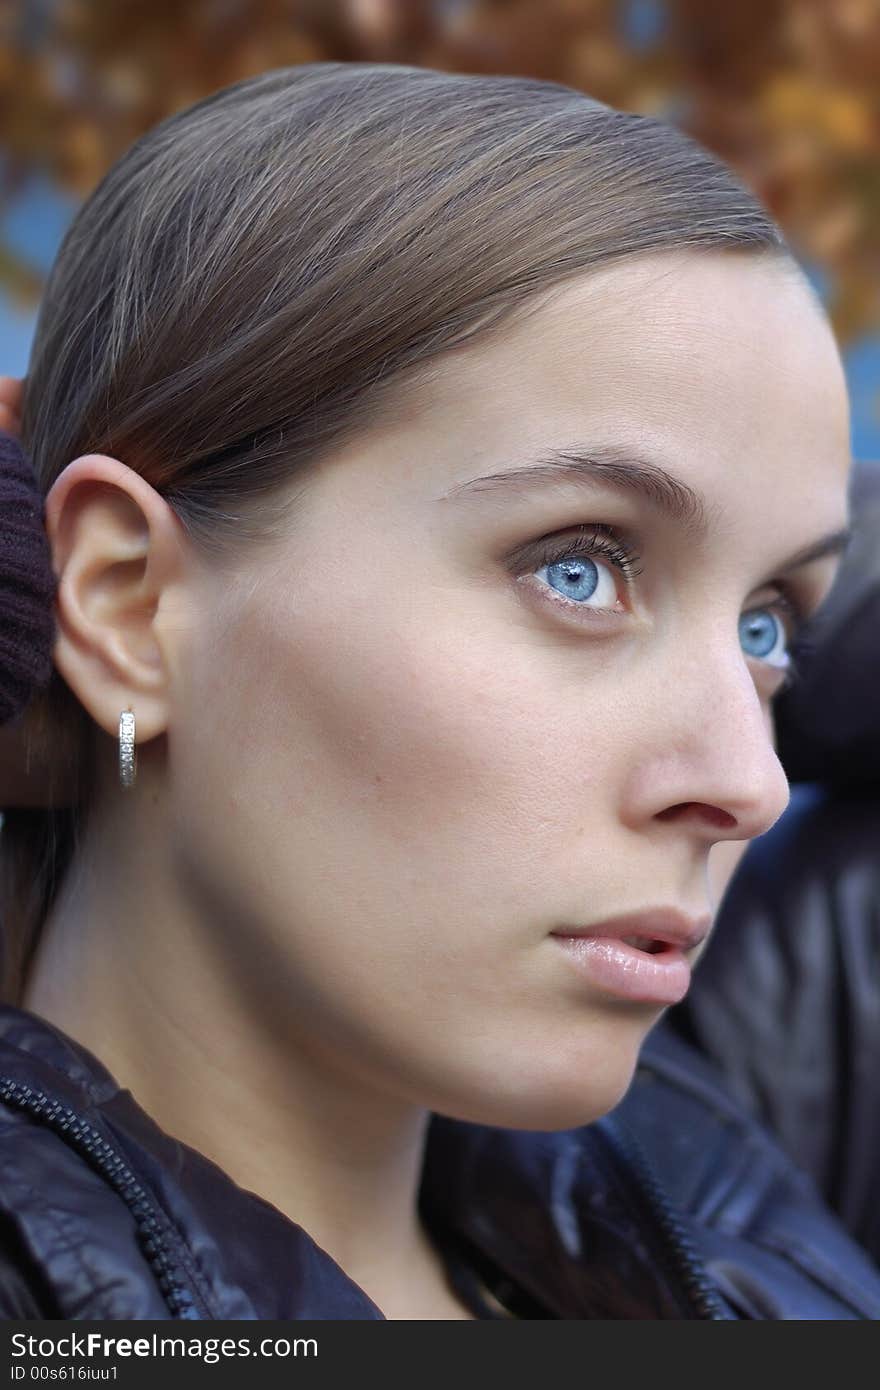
[540,554,614,607]
[739,608,788,667]
[739,593,816,694]
[527,523,643,605]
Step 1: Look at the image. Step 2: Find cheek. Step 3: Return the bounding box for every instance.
[176,574,616,931]
[268,593,617,884]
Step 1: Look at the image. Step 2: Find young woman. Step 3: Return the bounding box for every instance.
[0,62,875,1320]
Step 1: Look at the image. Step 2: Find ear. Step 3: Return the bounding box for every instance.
[44,454,196,746]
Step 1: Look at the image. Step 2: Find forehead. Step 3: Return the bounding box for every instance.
[291,250,852,583]
[363,248,851,534]
[421,252,843,442]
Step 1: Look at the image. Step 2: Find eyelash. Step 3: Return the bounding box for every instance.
[515,523,815,695]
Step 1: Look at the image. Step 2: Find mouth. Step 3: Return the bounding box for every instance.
[549,906,711,1004]
[618,936,668,953]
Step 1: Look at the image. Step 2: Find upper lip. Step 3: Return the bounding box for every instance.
[552,906,711,953]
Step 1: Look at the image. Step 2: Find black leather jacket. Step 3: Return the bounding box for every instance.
[0,1001,878,1320]
[2,464,879,1321]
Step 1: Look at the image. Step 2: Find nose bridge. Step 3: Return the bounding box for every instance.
[640,628,791,840]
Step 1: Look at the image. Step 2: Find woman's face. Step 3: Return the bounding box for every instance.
[173,249,851,1129]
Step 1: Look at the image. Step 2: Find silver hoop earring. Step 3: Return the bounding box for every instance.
[119,708,137,789]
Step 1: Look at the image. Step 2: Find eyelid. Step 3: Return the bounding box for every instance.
[508,523,643,587]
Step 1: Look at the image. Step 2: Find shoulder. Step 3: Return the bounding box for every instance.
[0,1005,383,1320]
[0,1083,170,1319]
[0,1011,192,1319]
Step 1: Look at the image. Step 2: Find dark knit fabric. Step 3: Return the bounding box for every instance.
[0,431,57,726]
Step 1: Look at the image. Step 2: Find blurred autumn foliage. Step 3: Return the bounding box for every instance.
[0,0,878,340]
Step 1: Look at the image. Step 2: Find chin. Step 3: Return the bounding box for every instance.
[434,1052,642,1133]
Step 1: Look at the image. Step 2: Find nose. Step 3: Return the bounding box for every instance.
[627,647,791,845]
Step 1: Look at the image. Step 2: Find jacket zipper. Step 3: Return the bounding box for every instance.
[0,1076,205,1319]
[600,1111,732,1319]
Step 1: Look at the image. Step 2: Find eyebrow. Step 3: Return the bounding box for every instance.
[439,446,853,575]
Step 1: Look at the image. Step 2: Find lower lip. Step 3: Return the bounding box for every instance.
[550,934,692,1004]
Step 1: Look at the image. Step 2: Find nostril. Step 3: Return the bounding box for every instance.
[658,802,737,830]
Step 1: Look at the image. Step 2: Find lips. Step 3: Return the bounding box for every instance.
[549,907,712,1004]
